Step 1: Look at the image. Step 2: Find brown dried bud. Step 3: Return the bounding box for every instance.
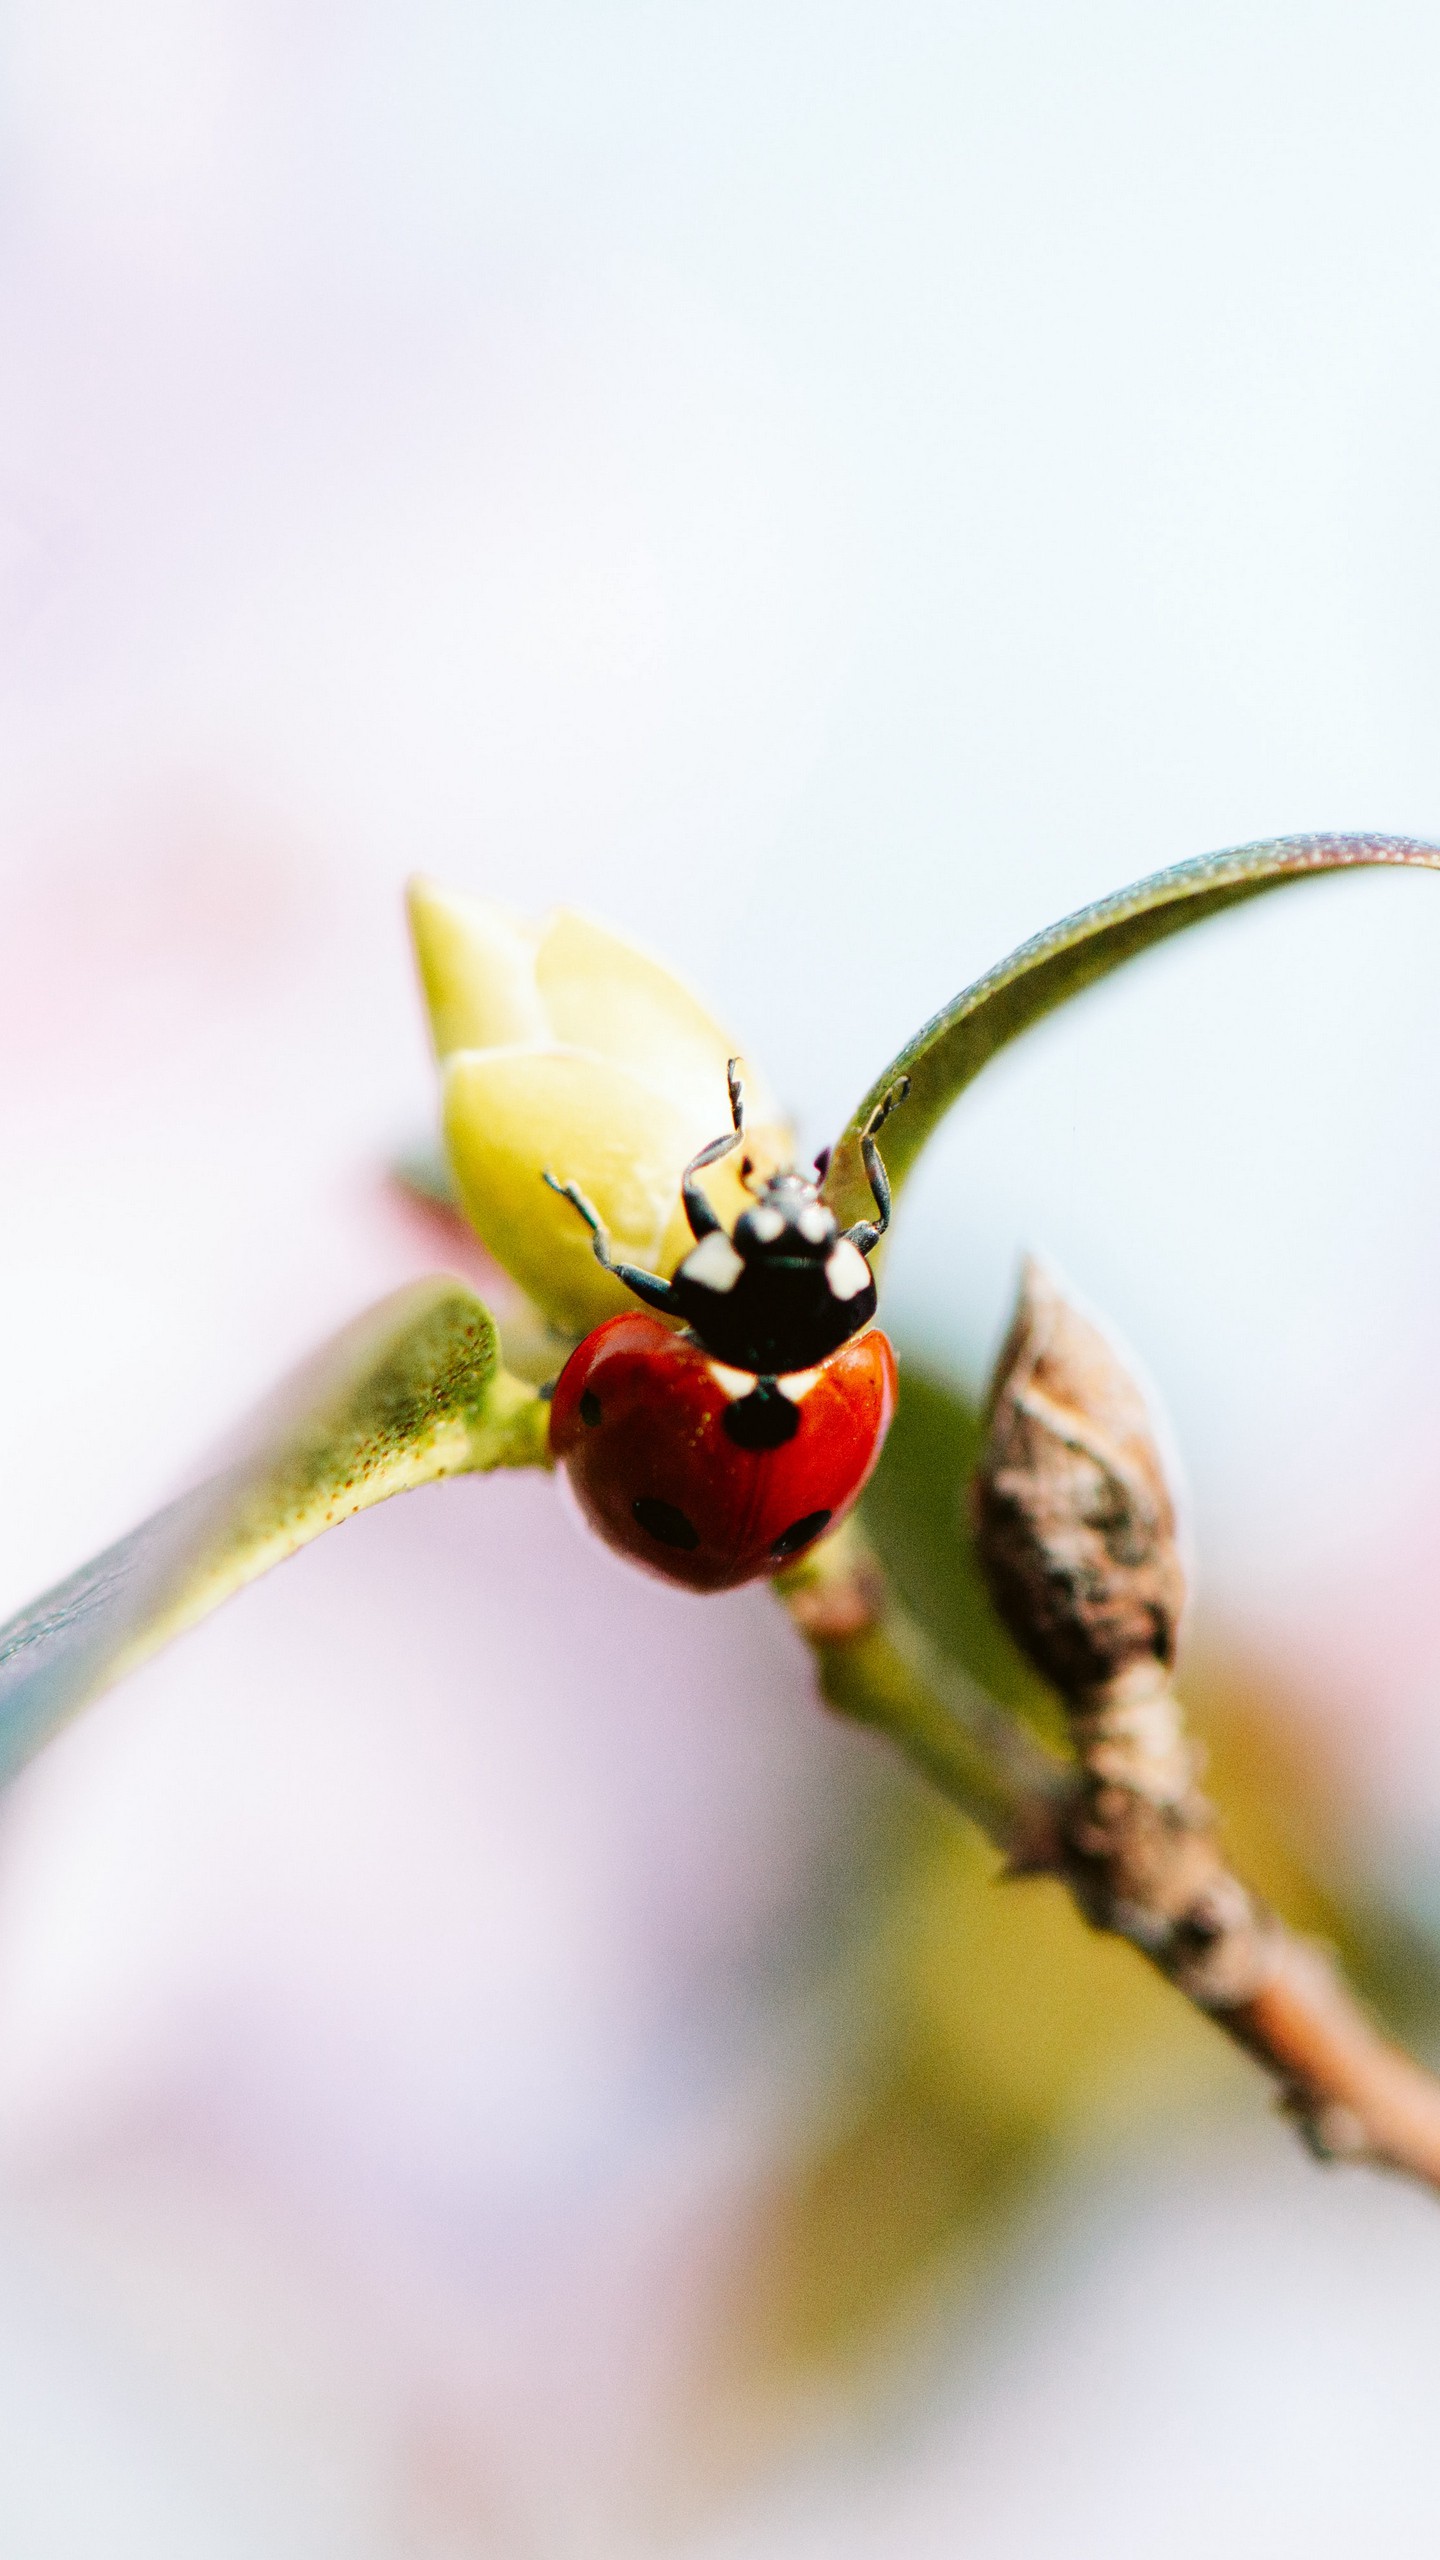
[973,1261,1185,1696]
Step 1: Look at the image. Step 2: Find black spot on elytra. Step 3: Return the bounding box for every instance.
[579,1389,602,1426]
[722,1379,801,1451]
[633,1496,700,1550]
[771,1508,832,1560]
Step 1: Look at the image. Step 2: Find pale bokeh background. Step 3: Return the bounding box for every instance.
[2,4,1440,2552]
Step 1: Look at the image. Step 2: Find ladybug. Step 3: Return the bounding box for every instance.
[544,1062,908,1591]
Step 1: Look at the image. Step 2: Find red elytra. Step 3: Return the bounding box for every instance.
[549,1312,898,1592]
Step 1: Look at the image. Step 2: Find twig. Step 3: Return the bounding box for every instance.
[1053,1655,1440,2183]
[780,1269,1440,2195]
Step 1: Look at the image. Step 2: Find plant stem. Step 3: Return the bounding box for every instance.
[777,1528,1069,1873]
[778,1533,1440,2194]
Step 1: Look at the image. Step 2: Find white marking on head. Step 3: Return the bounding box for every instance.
[684,1230,745,1293]
[826,1239,872,1301]
[747,1205,785,1244]
[797,1203,832,1244]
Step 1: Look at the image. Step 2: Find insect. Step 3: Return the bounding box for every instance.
[544,1062,908,1590]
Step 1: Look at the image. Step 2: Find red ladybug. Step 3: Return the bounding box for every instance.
[544,1063,908,1591]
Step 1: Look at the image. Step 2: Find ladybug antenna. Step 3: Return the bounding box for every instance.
[841,1074,911,1259]
[863,1074,911,1141]
[812,1143,832,1181]
[739,1154,761,1195]
[678,1061,750,1244]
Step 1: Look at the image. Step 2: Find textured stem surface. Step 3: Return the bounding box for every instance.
[780,1536,1440,2195]
[1059,1662,1440,2183]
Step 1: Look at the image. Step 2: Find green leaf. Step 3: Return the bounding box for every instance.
[823,831,1440,1226]
[0,1278,549,1786]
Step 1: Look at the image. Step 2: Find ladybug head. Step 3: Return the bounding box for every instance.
[732,1166,839,1265]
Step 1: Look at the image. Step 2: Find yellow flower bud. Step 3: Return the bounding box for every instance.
[408,880,789,1339]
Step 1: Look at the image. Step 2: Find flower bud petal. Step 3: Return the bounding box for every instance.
[407,878,548,1058]
[535,910,781,1126]
[415,882,792,1335]
[444,1047,708,1336]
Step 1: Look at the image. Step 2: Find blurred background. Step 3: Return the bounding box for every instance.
[3,2,1440,2550]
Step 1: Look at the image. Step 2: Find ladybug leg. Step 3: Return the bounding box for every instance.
[842,1076,911,1256]
[542,1173,680,1316]
[681,1056,746,1240]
